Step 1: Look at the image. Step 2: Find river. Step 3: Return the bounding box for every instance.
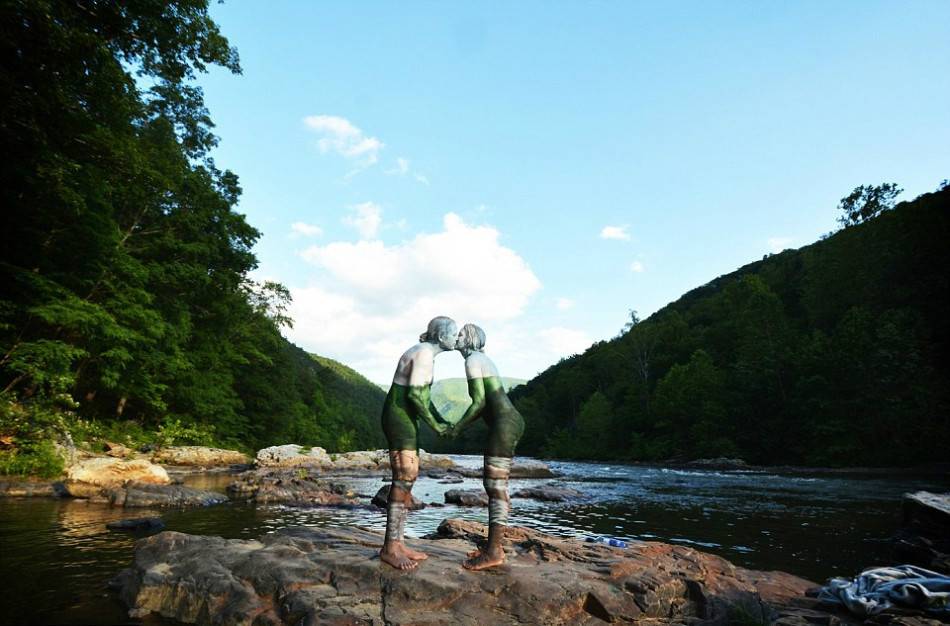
[0,457,946,625]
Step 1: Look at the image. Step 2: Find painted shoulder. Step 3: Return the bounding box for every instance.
[464,351,499,379]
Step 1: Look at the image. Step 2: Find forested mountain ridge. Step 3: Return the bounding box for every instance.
[510,188,950,467]
[0,1,383,476]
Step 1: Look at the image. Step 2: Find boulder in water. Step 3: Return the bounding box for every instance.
[371,484,426,510]
[894,491,950,574]
[227,468,355,506]
[65,457,170,497]
[254,444,332,468]
[445,489,488,507]
[512,485,584,502]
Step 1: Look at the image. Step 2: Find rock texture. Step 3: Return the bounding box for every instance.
[0,479,69,497]
[371,484,425,510]
[113,517,841,626]
[151,446,251,467]
[65,457,171,499]
[255,444,333,468]
[457,458,555,478]
[512,485,585,502]
[103,482,228,507]
[894,491,950,574]
[254,446,459,473]
[444,489,488,507]
[227,468,356,506]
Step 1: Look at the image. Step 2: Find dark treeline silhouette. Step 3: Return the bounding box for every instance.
[0,1,384,475]
[509,187,949,467]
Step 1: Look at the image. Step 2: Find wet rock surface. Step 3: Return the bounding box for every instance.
[444,489,489,507]
[371,484,425,510]
[104,482,228,507]
[227,468,357,506]
[112,517,855,626]
[456,457,555,478]
[512,485,585,502]
[894,491,950,574]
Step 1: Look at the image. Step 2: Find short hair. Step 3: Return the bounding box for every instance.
[419,316,456,343]
[458,323,486,352]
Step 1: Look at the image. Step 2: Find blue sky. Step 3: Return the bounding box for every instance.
[197,2,950,383]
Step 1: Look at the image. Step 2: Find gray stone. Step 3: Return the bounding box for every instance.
[445,489,489,507]
[107,517,166,532]
[371,484,425,510]
[512,485,585,502]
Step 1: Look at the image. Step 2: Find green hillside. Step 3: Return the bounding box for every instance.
[510,188,950,467]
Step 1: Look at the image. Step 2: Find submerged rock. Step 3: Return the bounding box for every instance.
[113,518,824,626]
[151,446,250,467]
[107,517,166,532]
[512,485,585,502]
[227,468,356,506]
[444,489,488,507]
[371,484,426,510]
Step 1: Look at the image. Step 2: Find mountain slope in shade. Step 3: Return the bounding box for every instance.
[509,188,950,467]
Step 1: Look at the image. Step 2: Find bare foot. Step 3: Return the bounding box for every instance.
[403,545,429,561]
[462,551,505,571]
[380,546,418,570]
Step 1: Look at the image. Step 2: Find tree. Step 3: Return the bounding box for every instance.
[836,183,902,228]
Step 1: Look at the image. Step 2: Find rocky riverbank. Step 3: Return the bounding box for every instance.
[112,517,833,626]
[111,517,950,626]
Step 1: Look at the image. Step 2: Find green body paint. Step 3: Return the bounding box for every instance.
[381,383,446,451]
[477,376,525,458]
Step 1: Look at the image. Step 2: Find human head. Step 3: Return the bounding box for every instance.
[419,316,458,350]
[456,323,486,357]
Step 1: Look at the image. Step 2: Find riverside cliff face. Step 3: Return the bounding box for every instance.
[113,518,830,626]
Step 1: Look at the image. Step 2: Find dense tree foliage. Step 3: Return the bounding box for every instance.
[0,1,384,473]
[510,188,950,467]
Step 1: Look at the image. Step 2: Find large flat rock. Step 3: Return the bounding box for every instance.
[113,518,829,626]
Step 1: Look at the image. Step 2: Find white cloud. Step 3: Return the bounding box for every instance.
[343,202,383,239]
[555,297,575,310]
[303,115,384,166]
[537,327,593,358]
[630,260,645,273]
[600,225,631,241]
[767,237,794,253]
[290,213,543,381]
[386,156,430,185]
[290,221,323,238]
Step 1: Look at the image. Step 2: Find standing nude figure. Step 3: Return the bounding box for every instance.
[449,324,525,570]
[379,316,457,570]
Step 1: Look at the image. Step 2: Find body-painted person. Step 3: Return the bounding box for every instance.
[449,324,525,570]
[379,316,457,570]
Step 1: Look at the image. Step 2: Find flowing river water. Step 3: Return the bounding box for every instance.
[1,456,946,625]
